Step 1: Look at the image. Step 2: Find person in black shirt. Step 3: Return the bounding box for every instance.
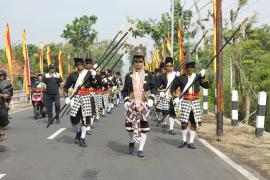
[44,64,64,124]
[0,69,13,141]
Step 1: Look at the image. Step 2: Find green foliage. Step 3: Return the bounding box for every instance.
[61,15,98,55]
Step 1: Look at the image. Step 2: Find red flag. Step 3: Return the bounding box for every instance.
[4,24,14,83]
[58,49,64,78]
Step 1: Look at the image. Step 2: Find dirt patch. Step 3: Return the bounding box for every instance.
[199,113,270,179]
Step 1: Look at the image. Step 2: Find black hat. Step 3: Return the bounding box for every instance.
[0,69,6,76]
[165,57,173,64]
[132,48,145,64]
[49,64,55,69]
[37,73,43,76]
[85,58,93,64]
[184,51,195,69]
[154,68,160,74]
[159,63,166,69]
[74,58,84,66]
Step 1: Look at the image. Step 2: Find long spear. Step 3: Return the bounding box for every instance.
[98,29,123,63]
[159,18,248,123]
[47,26,135,128]
[100,39,128,72]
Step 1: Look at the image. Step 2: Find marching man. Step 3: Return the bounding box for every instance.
[64,58,96,147]
[122,48,157,157]
[172,53,209,149]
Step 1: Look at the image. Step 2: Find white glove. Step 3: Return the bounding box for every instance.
[65,97,71,105]
[91,70,96,78]
[147,99,154,108]
[173,97,180,105]
[159,91,165,97]
[124,101,131,111]
[176,71,180,77]
[103,78,108,83]
[93,64,98,69]
[200,69,206,78]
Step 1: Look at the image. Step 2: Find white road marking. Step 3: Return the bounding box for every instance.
[198,138,260,180]
[47,128,66,140]
[0,174,6,179]
[9,107,32,114]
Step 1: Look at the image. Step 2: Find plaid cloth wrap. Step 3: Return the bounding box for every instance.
[125,100,151,143]
[70,95,92,117]
[102,94,110,109]
[156,95,171,111]
[180,99,202,123]
[93,93,103,110]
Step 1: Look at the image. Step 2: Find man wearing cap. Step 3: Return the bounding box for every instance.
[64,58,97,147]
[156,57,178,135]
[172,52,209,149]
[122,48,157,157]
[44,64,64,124]
[0,69,13,141]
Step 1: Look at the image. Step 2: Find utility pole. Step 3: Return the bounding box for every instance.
[216,0,223,138]
[171,0,174,58]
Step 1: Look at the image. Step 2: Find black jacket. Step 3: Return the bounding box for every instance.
[122,70,157,99]
[64,70,97,94]
[172,73,209,93]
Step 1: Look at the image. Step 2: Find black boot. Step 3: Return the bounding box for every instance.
[178,141,187,148]
[79,138,87,147]
[129,142,135,154]
[188,143,196,149]
[168,130,176,135]
[137,151,144,157]
[75,131,81,144]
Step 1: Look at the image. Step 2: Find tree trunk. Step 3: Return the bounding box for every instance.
[244,89,251,124]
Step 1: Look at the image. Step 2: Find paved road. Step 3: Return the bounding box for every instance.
[0,105,256,180]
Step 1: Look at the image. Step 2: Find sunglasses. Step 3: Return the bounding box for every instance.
[134,60,143,64]
[166,65,173,67]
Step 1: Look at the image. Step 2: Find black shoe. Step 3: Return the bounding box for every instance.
[56,119,60,124]
[101,114,106,117]
[178,141,187,148]
[79,138,87,147]
[75,131,81,144]
[137,151,144,157]
[198,122,202,126]
[169,130,176,135]
[86,131,92,135]
[107,111,112,114]
[188,143,196,149]
[129,142,135,154]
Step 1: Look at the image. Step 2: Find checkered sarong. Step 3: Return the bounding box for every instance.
[180,99,202,123]
[156,95,171,111]
[102,94,110,109]
[93,94,103,109]
[70,95,92,117]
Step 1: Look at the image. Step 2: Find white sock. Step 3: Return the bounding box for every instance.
[90,117,94,126]
[182,129,188,142]
[107,106,111,112]
[111,103,114,109]
[116,99,120,105]
[102,109,105,115]
[96,114,100,120]
[81,126,87,139]
[86,126,91,131]
[169,117,175,130]
[138,133,147,151]
[164,116,168,125]
[189,130,196,144]
[128,132,135,143]
[75,123,81,133]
